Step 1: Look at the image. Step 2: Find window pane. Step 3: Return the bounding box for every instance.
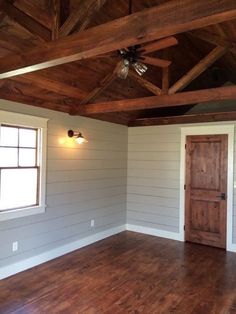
[19,128,37,148]
[0,126,18,146]
[19,149,36,167]
[0,169,38,210]
[0,148,18,167]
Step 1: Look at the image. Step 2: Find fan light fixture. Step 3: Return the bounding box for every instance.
[132,62,148,76]
[117,59,130,79]
[117,57,148,79]
[117,0,148,79]
[68,130,87,144]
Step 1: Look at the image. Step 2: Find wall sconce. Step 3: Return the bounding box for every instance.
[67,130,87,144]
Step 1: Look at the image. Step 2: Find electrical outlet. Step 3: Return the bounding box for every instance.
[12,241,18,252]
[91,219,95,227]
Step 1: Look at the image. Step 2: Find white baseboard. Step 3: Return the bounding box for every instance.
[3,223,233,280]
[126,224,182,241]
[0,225,126,280]
[227,243,236,253]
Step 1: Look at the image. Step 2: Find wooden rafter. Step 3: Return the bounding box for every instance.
[78,62,121,106]
[14,0,52,29]
[51,0,60,40]
[59,0,107,37]
[0,0,236,79]
[75,86,236,115]
[0,1,51,42]
[129,71,162,95]
[129,111,236,127]
[0,9,89,103]
[169,46,227,94]
[86,112,131,125]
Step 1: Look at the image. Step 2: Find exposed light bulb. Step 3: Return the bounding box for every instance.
[68,130,87,144]
[117,59,129,79]
[132,62,148,76]
[76,133,86,144]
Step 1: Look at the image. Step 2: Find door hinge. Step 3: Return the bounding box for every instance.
[185,144,187,149]
[184,184,186,190]
[184,225,185,231]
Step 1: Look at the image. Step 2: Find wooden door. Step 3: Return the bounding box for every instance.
[185,134,227,249]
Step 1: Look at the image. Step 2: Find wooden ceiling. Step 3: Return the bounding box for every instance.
[0,0,236,126]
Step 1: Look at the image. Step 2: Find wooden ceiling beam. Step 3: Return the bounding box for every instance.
[0,10,87,102]
[0,1,51,42]
[169,46,227,94]
[51,0,60,40]
[129,111,236,127]
[13,0,52,29]
[0,11,88,102]
[75,85,236,115]
[59,0,107,37]
[0,34,96,103]
[85,112,130,125]
[129,71,162,95]
[0,0,236,79]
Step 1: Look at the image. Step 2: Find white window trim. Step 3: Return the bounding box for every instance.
[180,124,235,252]
[0,110,48,221]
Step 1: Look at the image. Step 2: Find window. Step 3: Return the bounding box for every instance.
[0,110,48,221]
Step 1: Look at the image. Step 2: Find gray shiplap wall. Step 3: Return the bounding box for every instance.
[1,97,236,272]
[127,123,236,242]
[0,100,127,268]
[127,125,180,233]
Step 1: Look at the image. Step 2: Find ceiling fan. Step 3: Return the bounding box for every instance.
[115,0,178,79]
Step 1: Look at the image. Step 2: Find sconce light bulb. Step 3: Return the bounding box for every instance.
[76,136,85,145]
[68,129,87,144]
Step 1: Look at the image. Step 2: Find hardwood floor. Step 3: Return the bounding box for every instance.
[1,231,236,313]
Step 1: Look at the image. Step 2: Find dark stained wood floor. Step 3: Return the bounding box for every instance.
[1,231,236,313]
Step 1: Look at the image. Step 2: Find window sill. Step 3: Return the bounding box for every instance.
[0,205,46,221]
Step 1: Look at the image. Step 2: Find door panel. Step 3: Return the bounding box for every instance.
[190,200,220,233]
[190,141,221,190]
[185,135,227,249]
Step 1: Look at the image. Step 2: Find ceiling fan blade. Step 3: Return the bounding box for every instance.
[127,44,141,51]
[142,36,178,55]
[143,56,171,68]
[95,51,120,59]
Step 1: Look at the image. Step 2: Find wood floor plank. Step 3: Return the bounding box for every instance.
[1,231,236,313]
